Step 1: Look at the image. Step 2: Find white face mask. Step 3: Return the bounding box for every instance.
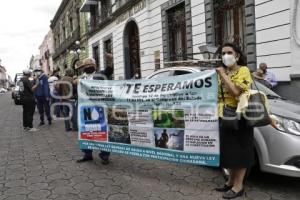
[222,54,237,67]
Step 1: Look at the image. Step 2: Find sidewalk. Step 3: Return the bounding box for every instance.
[0,93,299,200]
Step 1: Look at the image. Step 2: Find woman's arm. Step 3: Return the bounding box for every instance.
[216,67,242,98]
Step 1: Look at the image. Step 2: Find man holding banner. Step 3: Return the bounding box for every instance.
[76,58,113,164]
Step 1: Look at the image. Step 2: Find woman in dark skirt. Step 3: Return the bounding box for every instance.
[215,43,254,199]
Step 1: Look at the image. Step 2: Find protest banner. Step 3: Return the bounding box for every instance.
[78,70,219,166]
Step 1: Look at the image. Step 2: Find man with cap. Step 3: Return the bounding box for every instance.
[58,68,76,131]
[253,69,272,89]
[19,69,39,132]
[33,67,52,126]
[76,57,113,164]
[259,63,278,88]
[48,68,60,117]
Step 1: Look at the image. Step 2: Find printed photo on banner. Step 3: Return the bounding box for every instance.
[108,125,131,144]
[152,109,185,128]
[154,128,184,151]
[107,107,128,126]
[79,105,108,142]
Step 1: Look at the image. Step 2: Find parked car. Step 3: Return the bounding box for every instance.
[12,82,21,105]
[0,88,7,93]
[147,66,300,178]
[12,73,23,105]
[14,73,23,84]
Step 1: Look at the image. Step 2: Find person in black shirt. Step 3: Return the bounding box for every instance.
[19,69,39,132]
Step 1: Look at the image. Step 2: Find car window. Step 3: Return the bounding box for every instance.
[252,81,281,97]
[148,71,172,79]
[173,70,192,76]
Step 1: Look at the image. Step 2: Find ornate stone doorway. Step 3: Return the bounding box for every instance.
[124,21,141,79]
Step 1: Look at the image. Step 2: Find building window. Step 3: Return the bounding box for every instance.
[69,17,73,32]
[90,3,100,30]
[116,0,128,9]
[92,43,100,71]
[63,26,67,40]
[101,0,112,20]
[213,0,245,51]
[103,38,113,70]
[54,37,57,48]
[124,21,141,79]
[57,34,60,45]
[161,0,193,64]
[76,9,80,29]
[167,3,187,61]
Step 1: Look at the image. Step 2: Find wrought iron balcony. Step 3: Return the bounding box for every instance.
[89,10,113,34]
[53,27,80,59]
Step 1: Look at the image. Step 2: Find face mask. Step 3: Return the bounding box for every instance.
[222,54,237,67]
[36,72,42,77]
[84,67,95,74]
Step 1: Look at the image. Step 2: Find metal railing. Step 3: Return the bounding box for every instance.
[53,28,80,59]
[89,9,112,33]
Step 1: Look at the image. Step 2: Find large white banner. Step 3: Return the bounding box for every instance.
[78,70,220,166]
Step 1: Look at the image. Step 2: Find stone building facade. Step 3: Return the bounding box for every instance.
[50,0,89,74]
[0,65,8,89]
[80,0,300,102]
[39,30,55,75]
[29,55,41,71]
[80,0,258,80]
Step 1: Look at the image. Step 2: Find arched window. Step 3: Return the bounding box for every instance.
[124,20,141,79]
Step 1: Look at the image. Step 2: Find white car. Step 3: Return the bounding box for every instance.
[0,88,7,93]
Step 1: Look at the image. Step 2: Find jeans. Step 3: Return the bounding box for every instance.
[50,97,61,117]
[36,96,51,122]
[72,100,78,131]
[22,99,36,128]
[62,100,76,131]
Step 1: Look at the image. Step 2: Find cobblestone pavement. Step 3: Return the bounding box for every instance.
[0,93,299,200]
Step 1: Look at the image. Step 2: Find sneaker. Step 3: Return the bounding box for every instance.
[28,128,39,132]
[39,121,45,126]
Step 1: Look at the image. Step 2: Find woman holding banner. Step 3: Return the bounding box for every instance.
[215,43,253,199]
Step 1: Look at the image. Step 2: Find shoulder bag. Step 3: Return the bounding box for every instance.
[220,84,240,130]
[244,79,271,127]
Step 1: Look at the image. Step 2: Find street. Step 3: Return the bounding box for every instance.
[0,93,299,200]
